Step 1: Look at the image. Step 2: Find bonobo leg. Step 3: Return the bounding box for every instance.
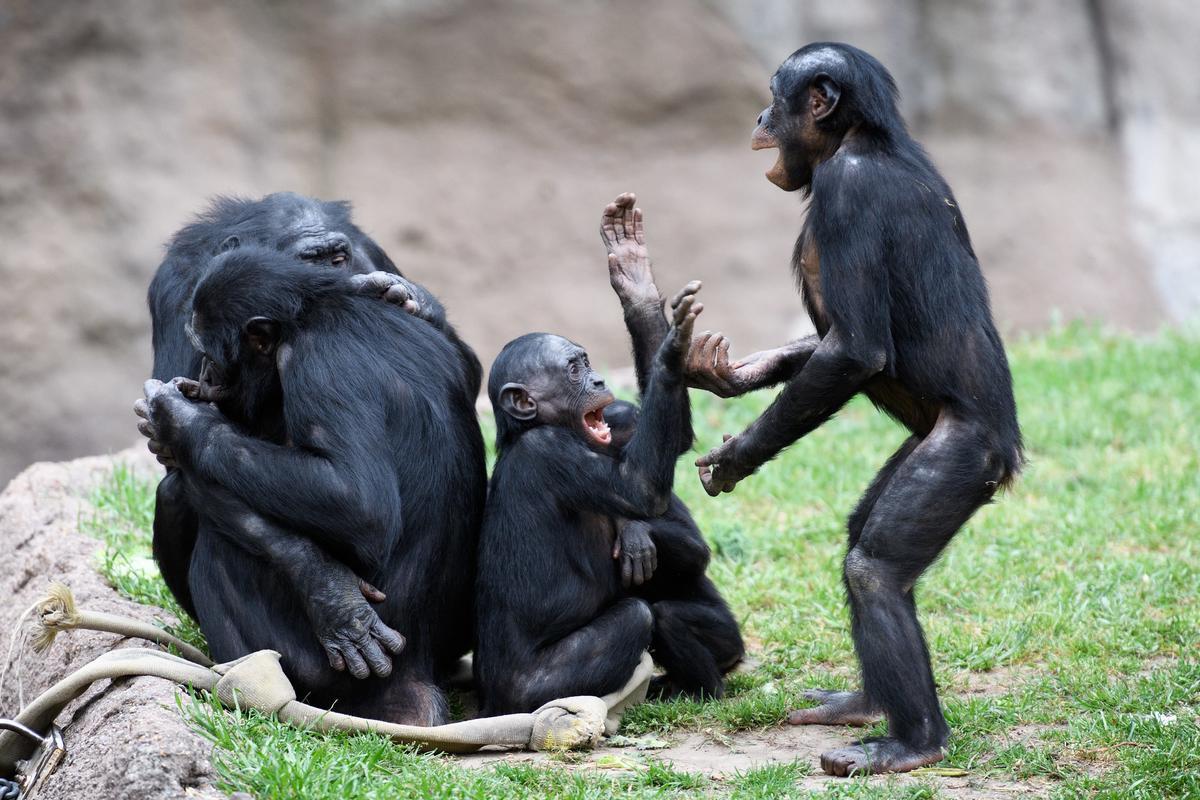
[820,417,1005,777]
[152,470,200,619]
[501,598,653,713]
[788,435,919,727]
[648,583,744,700]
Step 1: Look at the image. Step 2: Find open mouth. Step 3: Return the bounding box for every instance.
[582,397,614,446]
[751,126,788,188]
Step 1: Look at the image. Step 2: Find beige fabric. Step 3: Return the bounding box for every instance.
[2,591,655,772]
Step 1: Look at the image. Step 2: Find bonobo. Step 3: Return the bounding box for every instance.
[473,272,703,715]
[148,191,480,395]
[598,194,744,699]
[693,43,1022,775]
[135,246,486,724]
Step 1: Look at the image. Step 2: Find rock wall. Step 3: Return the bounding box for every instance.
[0,0,1196,484]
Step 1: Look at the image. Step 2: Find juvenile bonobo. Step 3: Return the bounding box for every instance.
[474,279,703,715]
[693,43,1022,775]
[135,246,486,724]
[598,194,744,699]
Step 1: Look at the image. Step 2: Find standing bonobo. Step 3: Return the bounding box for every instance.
[135,247,486,724]
[474,272,704,715]
[693,43,1022,775]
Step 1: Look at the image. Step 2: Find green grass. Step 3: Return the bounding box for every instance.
[84,325,1200,799]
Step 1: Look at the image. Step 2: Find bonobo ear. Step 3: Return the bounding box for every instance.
[219,234,240,253]
[243,317,280,357]
[809,74,841,122]
[498,383,537,421]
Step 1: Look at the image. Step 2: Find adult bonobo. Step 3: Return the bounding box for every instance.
[692,43,1022,775]
[136,246,486,724]
[145,194,482,679]
[474,277,703,715]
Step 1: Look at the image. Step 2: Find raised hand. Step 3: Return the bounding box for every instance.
[660,281,703,372]
[601,192,659,306]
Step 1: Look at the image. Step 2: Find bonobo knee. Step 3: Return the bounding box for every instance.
[843,547,889,596]
[628,597,654,636]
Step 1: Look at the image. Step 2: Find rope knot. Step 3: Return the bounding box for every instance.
[32,583,81,654]
[528,696,607,751]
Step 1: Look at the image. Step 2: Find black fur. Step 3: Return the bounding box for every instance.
[723,43,1022,770]
[145,217,485,723]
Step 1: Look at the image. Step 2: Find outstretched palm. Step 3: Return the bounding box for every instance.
[600,192,657,305]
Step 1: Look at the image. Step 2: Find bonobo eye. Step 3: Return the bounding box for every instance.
[568,361,582,382]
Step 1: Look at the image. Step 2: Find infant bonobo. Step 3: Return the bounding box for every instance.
[474,264,703,715]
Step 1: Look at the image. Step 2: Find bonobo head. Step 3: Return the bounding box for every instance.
[187,245,339,421]
[752,42,904,191]
[178,192,396,275]
[488,333,615,452]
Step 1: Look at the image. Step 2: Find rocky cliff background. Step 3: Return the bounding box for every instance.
[0,0,1196,485]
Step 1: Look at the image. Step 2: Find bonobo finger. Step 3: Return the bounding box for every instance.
[133,399,151,421]
[632,557,645,586]
[360,639,394,679]
[383,284,411,305]
[173,377,203,399]
[143,378,167,401]
[633,207,646,245]
[326,645,347,673]
[669,280,703,310]
[137,420,156,439]
[612,536,621,560]
[373,621,406,655]
[402,300,420,314]
[340,643,370,680]
[146,438,167,456]
[359,579,387,603]
[621,555,633,588]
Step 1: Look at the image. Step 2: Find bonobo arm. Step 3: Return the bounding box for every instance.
[686,333,820,398]
[697,327,884,495]
[647,497,711,578]
[179,473,405,679]
[542,283,703,518]
[136,343,403,574]
[600,193,693,452]
[350,271,482,398]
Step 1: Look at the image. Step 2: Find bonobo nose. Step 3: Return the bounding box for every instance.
[757,112,764,126]
[327,232,350,252]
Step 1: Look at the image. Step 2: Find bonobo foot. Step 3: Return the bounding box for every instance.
[820,736,945,777]
[787,689,882,726]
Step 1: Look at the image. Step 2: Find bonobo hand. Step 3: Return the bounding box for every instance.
[686,333,796,398]
[613,519,658,588]
[133,379,211,468]
[696,433,756,497]
[308,569,406,680]
[600,192,660,307]
[349,271,426,319]
[659,281,703,373]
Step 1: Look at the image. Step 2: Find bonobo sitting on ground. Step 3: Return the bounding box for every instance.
[135,245,485,724]
[474,269,703,715]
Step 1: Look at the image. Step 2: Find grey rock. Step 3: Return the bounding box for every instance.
[0,449,223,800]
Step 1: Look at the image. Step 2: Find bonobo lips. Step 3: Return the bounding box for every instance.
[751,125,789,189]
[581,395,614,447]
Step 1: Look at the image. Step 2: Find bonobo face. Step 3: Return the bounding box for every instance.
[221,193,380,275]
[495,334,615,447]
[752,46,847,191]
